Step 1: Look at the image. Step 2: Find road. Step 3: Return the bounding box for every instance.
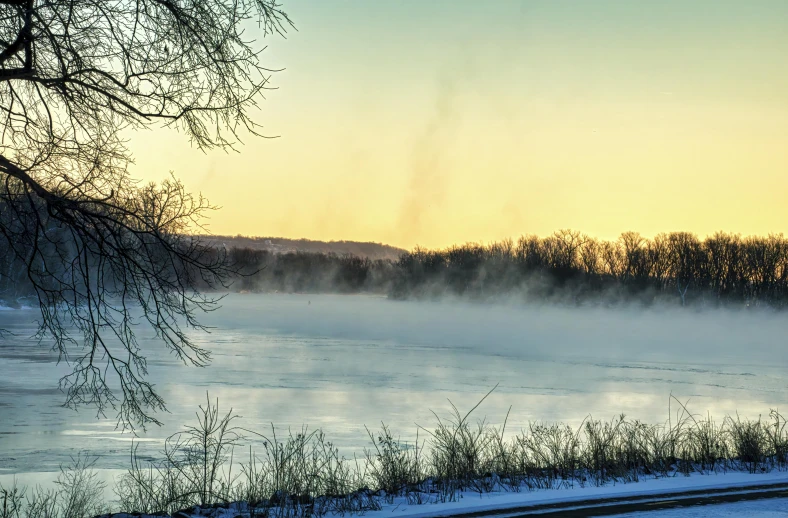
[438,481,788,517]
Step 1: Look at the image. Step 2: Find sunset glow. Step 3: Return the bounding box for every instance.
[130,0,788,249]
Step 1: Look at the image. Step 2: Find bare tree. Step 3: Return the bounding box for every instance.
[0,0,292,429]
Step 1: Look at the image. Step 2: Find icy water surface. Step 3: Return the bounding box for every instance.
[1,294,786,486]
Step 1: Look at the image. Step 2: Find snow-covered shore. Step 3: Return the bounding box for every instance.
[92,470,788,518]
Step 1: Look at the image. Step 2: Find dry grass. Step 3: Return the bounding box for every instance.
[3,393,787,518]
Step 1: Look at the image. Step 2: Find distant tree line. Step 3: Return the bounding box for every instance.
[391,231,788,308]
[220,248,396,294]
[217,230,788,308]
[4,227,788,309]
[0,180,228,310]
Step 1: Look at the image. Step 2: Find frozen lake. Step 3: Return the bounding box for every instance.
[1,294,787,487]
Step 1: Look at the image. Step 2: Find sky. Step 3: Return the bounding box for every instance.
[129,0,788,250]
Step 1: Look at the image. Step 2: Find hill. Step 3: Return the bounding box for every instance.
[197,235,406,261]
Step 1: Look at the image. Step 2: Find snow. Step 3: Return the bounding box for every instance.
[355,472,788,518]
[86,471,788,518]
[115,472,788,518]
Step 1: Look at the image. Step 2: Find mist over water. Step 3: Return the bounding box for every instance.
[1,294,786,487]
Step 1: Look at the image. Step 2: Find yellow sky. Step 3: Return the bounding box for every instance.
[129,0,788,250]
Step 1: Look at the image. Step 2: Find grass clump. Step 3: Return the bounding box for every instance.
[4,392,788,518]
[116,395,241,513]
[1,456,107,518]
[364,423,422,502]
[115,395,376,518]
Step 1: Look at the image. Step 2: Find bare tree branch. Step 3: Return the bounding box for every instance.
[0,0,292,430]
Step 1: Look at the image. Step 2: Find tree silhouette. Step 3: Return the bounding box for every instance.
[384,232,788,308]
[0,0,292,429]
